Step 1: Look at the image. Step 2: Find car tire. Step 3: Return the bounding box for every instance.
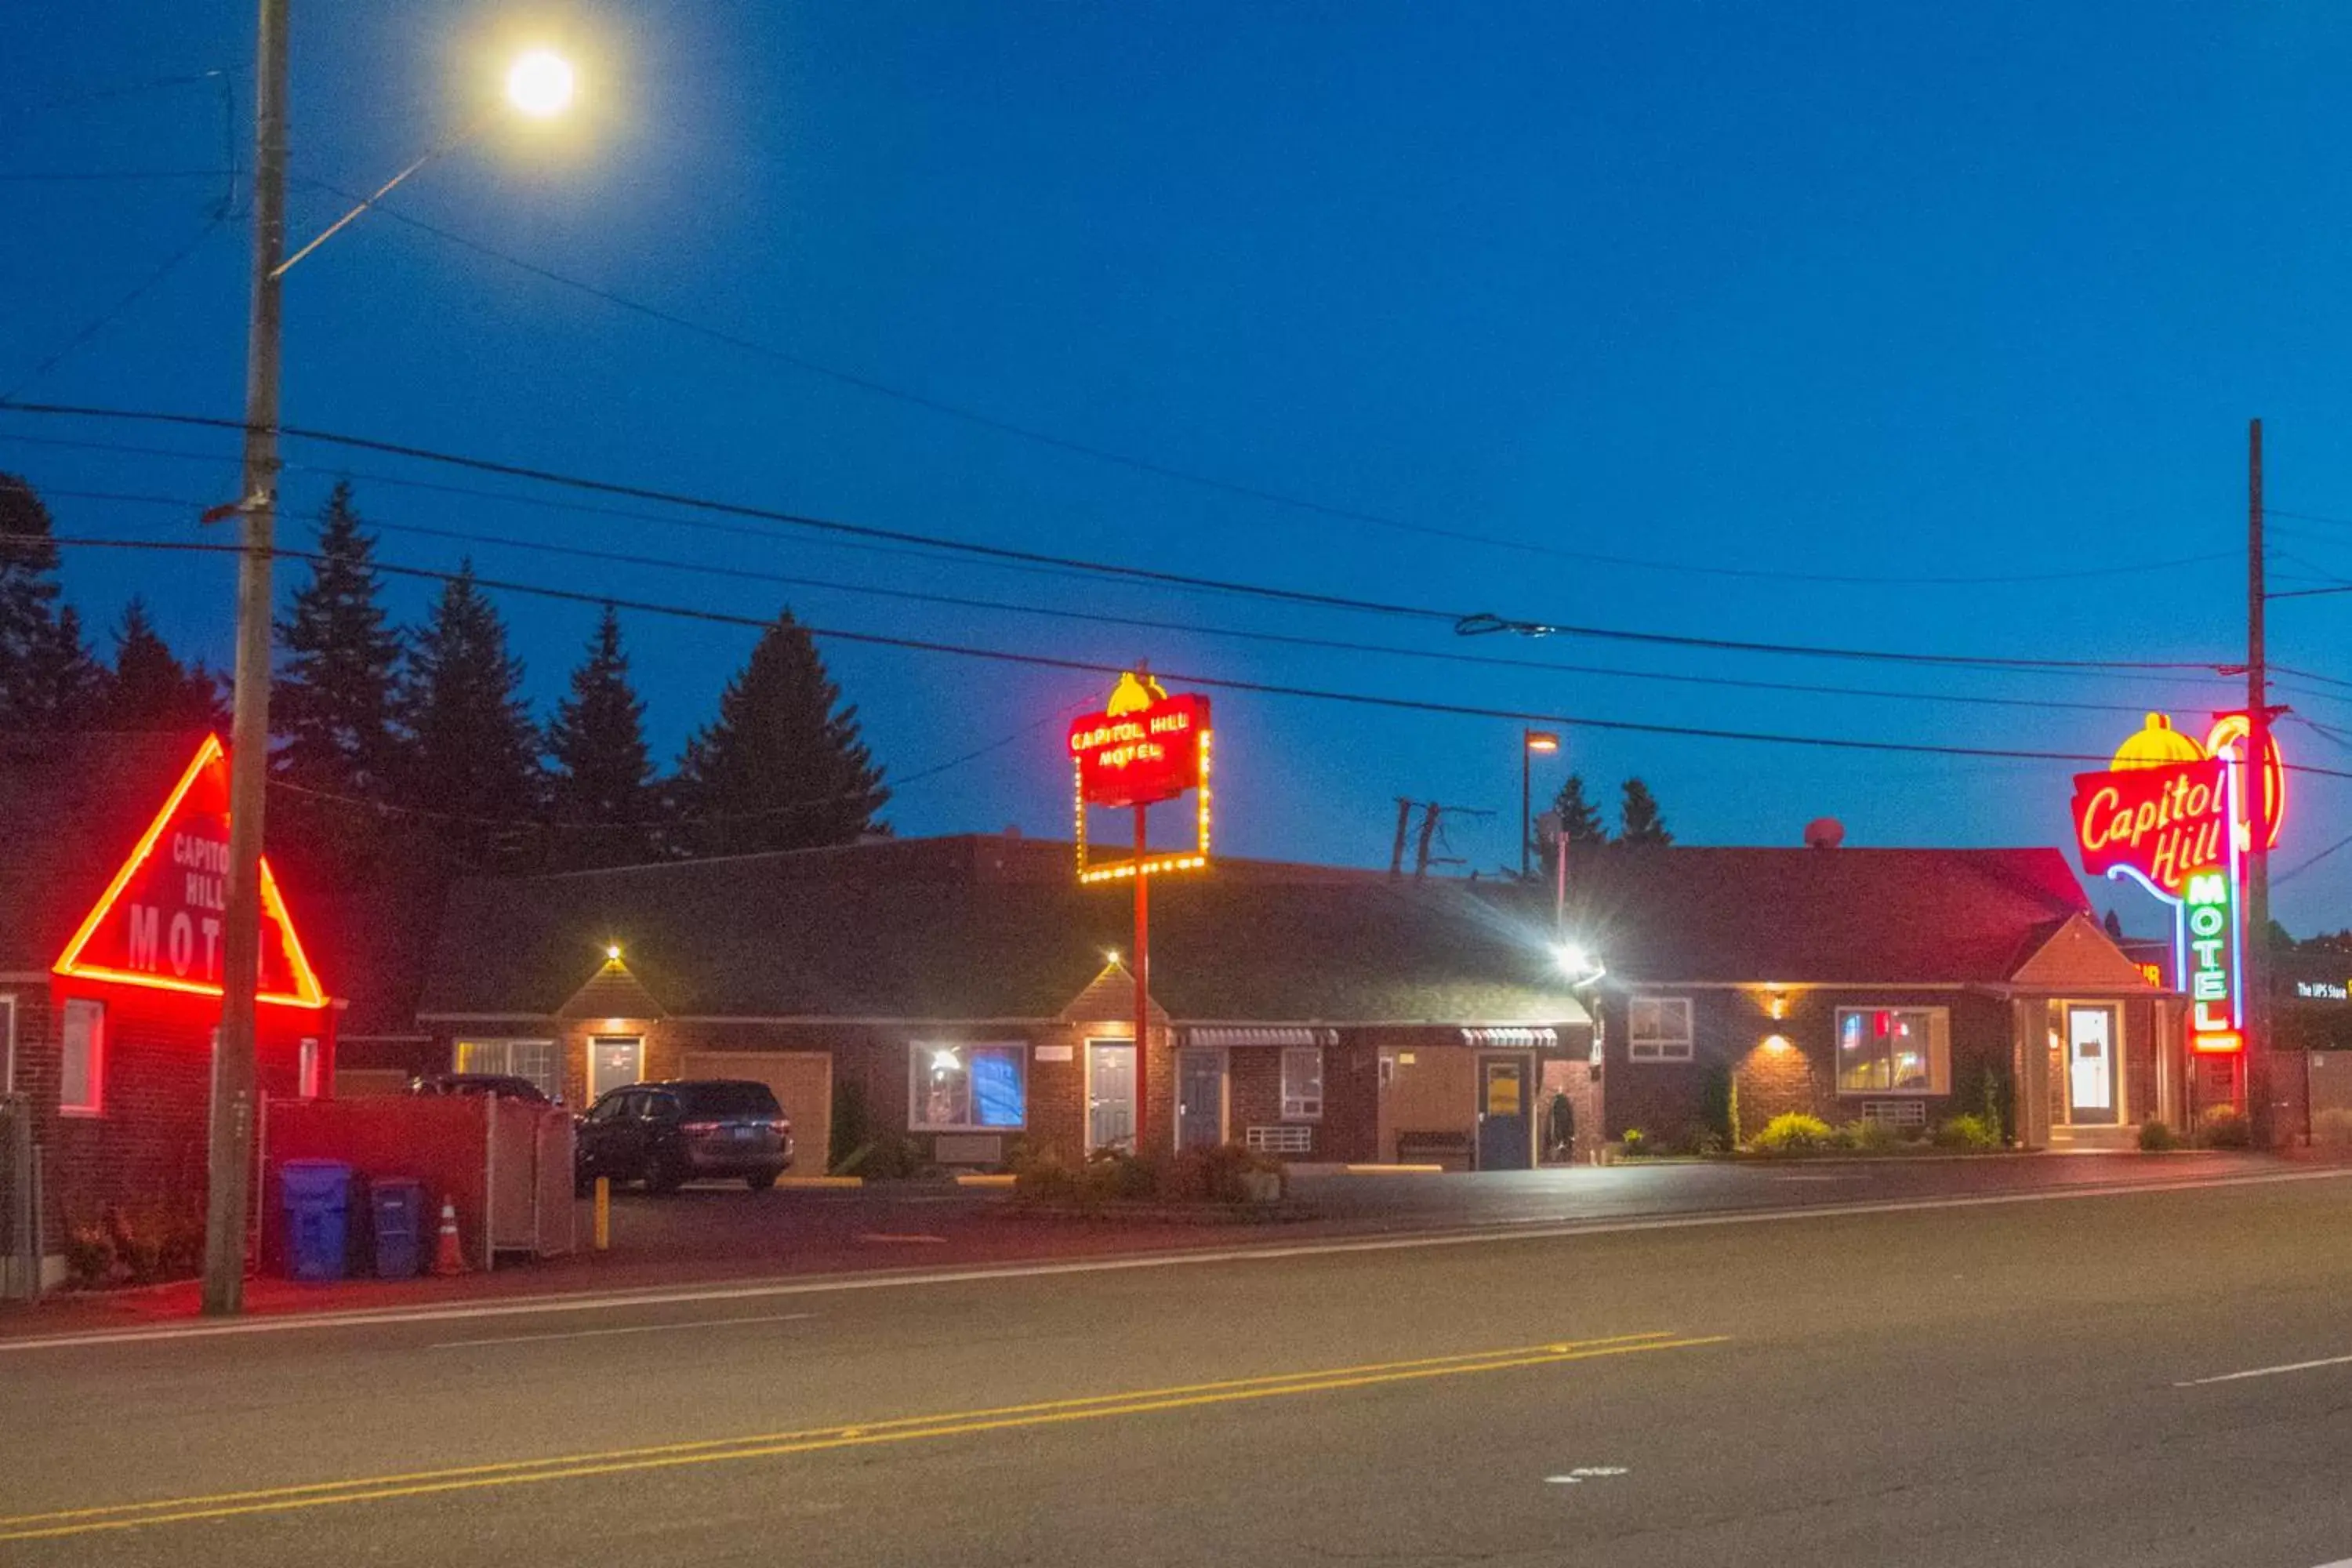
[746,1171,778,1192]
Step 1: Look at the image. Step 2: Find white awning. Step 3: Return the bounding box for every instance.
[1185,1026,1338,1048]
[1459,1026,1559,1048]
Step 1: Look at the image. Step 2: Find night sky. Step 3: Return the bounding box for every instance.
[8,2,2352,935]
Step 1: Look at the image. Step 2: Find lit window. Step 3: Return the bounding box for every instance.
[1280,1047,1323,1120]
[910,1044,1027,1131]
[297,1038,322,1099]
[456,1039,560,1100]
[60,999,104,1116]
[1628,996,1694,1062]
[1835,1008,1950,1095]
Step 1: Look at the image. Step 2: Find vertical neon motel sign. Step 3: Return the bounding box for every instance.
[2071,713,2282,1056]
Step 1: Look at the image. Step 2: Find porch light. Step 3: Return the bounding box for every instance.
[604,942,622,961]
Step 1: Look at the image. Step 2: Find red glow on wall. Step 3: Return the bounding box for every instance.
[51,734,328,1009]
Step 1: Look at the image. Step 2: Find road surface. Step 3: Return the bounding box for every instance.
[5,1164,2352,1566]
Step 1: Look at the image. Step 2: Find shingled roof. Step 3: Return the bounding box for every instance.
[415,835,1589,1026]
[1560,846,2100,985]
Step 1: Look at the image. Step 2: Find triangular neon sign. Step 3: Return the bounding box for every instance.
[52,734,328,1009]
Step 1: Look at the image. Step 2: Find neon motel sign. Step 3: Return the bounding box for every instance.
[2070,714,2281,1055]
[1067,671,1212,883]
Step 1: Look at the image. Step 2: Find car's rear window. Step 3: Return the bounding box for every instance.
[672,1082,781,1116]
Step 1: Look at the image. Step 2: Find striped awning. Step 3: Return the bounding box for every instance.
[1459,1026,1559,1048]
[1185,1026,1338,1048]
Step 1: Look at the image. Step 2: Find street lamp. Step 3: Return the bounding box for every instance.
[1521,729,1560,880]
[204,18,580,1317]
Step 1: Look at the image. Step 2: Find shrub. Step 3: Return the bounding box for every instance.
[1669,1123,1725,1156]
[1619,1128,1649,1157]
[2313,1107,2352,1151]
[836,1131,921,1181]
[1933,1113,2001,1151]
[1009,1140,1081,1200]
[2198,1106,2253,1149]
[2137,1118,2183,1152]
[1167,1144,1285,1203]
[62,1221,114,1289]
[1846,1119,1901,1153]
[1751,1112,1832,1154]
[1700,1062,1737,1151]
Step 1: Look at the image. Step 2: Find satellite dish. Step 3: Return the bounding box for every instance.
[1803,817,1846,849]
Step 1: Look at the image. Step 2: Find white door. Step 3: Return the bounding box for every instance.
[590,1036,644,1102]
[1087,1042,1136,1152]
[2066,1007,2118,1125]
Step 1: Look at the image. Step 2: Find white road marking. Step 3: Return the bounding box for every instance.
[2175,1352,2352,1388]
[430,1311,816,1350]
[4,1167,2342,1354]
[1546,1466,1629,1484]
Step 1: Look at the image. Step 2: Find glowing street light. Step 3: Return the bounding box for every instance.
[1522,728,1562,880]
[506,49,576,119]
[1555,943,1604,986]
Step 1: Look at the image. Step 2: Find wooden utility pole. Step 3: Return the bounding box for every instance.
[1389,798,1414,879]
[205,0,289,1318]
[2247,418,2277,1145]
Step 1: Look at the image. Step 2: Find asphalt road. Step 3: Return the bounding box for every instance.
[7,1166,2352,1566]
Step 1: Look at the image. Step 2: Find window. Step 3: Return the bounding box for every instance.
[910,1043,1027,1131]
[60,999,103,1116]
[1835,1007,1950,1095]
[1628,996,1694,1062]
[297,1038,322,1099]
[1280,1047,1323,1120]
[456,1038,560,1100]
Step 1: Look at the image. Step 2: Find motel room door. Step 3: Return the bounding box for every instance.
[589,1036,644,1104]
[2063,1004,2121,1126]
[1087,1040,1136,1152]
[1476,1054,1533,1170]
[1176,1048,1225,1150]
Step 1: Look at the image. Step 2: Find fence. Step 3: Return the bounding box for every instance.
[0,1094,38,1301]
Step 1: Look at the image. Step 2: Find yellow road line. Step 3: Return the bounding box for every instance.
[0,1331,1724,1543]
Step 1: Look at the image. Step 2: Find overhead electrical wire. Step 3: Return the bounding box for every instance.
[53,532,2352,782]
[32,489,2187,721]
[298,175,2238,593]
[0,397,2247,682]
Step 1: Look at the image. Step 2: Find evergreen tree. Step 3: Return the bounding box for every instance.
[672,609,887,858]
[0,472,66,729]
[274,482,405,795]
[546,605,665,868]
[399,561,544,871]
[2101,908,2125,942]
[18,603,106,731]
[1619,777,1672,846]
[1536,774,1610,879]
[104,597,227,731]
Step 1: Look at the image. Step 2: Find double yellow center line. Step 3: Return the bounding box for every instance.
[0,1329,1725,1542]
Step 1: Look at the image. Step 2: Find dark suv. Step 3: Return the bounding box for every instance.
[575,1080,794,1193]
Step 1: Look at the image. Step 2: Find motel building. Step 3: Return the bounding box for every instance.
[358,833,1604,1174]
[0,732,338,1290]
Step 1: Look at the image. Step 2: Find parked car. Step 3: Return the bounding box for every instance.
[574,1080,794,1193]
[408,1072,553,1104]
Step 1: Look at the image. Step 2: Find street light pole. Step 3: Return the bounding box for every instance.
[203,0,289,1317]
[1521,730,1559,881]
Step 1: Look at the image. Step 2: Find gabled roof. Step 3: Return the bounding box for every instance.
[1559,846,2109,986]
[416,836,1587,1026]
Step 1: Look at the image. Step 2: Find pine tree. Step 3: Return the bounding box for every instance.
[104,597,227,731]
[2101,908,2125,942]
[672,609,887,858]
[0,472,67,729]
[1619,777,1672,846]
[546,605,665,868]
[18,604,106,731]
[400,561,544,871]
[274,482,405,795]
[1536,774,1610,879]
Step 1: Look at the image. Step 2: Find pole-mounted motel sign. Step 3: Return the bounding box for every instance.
[2071,713,2283,1078]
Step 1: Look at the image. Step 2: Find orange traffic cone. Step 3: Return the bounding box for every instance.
[431,1200,466,1276]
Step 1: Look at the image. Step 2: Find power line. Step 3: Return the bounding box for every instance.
[32,492,2185,721]
[0,169,240,183]
[303,173,2245,593]
[1,215,230,401]
[61,532,2352,779]
[0,397,2245,681]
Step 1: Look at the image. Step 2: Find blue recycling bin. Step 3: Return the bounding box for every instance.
[369,1177,426,1279]
[279,1159,352,1282]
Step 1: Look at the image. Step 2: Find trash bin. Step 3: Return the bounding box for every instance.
[280,1160,353,1282]
[370,1177,426,1279]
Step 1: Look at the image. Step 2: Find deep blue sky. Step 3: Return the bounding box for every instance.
[8,2,2352,933]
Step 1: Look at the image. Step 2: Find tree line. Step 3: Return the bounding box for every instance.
[1534,775,1673,876]
[1,474,888,884]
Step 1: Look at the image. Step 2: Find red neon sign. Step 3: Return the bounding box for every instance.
[2071,757,2228,899]
[1069,688,1209,811]
[52,734,328,1008]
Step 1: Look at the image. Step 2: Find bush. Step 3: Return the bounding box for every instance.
[1933,1113,2001,1151]
[1008,1140,1081,1200]
[1845,1119,1902,1153]
[836,1131,921,1181]
[1751,1112,1832,1154]
[2313,1107,2352,1151]
[2137,1118,2183,1152]
[1619,1127,1649,1158]
[63,1221,114,1289]
[1164,1144,1286,1203]
[2198,1106,2253,1149]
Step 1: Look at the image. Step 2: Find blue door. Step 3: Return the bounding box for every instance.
[1088,1042,1135,1152]
[1178,1049,1225,1149]
[1476,1057,1531,1171]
